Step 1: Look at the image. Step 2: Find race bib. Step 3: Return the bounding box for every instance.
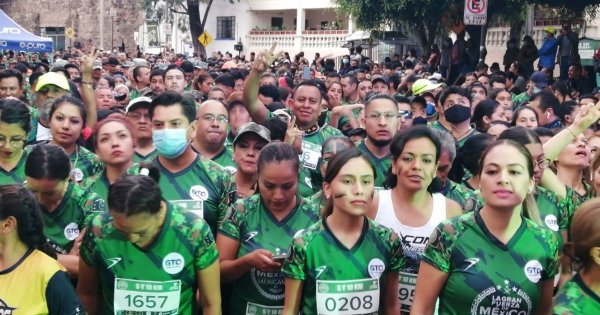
[316,278,379,315]
[246,302,283,315]
[301,141,321,170]
[171,200,203,218]
[114,278,181,314]
[398,272,417,310]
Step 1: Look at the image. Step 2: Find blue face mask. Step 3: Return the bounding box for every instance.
[153,128,189,159]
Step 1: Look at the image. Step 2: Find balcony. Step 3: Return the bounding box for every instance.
[247,30,348,50]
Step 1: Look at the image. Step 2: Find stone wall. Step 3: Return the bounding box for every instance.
[1,0,144,52]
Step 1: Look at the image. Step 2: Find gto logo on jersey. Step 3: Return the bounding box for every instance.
[544,215,559,231]
[64,222,80,241]
[162,252,185,274]
[524,260,543,283]
[368,258,385,279]
[189,185,209,201]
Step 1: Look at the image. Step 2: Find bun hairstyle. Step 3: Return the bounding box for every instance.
[448,133,493,184]
[0,185,56,258]
[25,143,71,181]
[108,164,162,216]
[565,199,600,270]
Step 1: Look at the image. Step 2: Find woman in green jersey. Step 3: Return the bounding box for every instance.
[231,122,270,198]
[78,167,221,315]
[553,198,600,314]
[540,101,600,207]
[412,140,558,315]
[25,143,106,276]
[0,184,84,314]
[0,98,30,185]
[282,148,404,315]
[218,142,320,314]
[48,95,103,182]
[82,117,135,200]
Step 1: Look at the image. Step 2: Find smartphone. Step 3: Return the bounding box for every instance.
[302,66,310,80]
[272,253,288,263]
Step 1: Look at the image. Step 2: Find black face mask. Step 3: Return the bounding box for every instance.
[444,105,471,124]
[114,93,127,101]
[412,117,428,125]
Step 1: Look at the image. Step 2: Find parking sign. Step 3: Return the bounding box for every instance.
[464,0,487,25]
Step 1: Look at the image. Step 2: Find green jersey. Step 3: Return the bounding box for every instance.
[422,211,560,315]
[81,170,110,201]
[442,179,480,213]
[553,273,600,315]
[219,195,320,314]
[129,155,236,235]
[132,149,159,163]
[0,151,27,185]
[357,141,391,189]
[428,121,479,148]
[26,105,39,144]
[535,187,570,248]
[80,203,219,315]
[42,182,106,254]
[69,145,104,183]
[206,147,237,174]
[282,218,405,315]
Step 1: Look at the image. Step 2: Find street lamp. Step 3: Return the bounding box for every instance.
[234,38,243,58]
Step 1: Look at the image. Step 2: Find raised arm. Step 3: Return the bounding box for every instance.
[78,49,99,128]
[242,43,280,124]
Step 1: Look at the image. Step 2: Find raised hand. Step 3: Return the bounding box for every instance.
[252,42,282,73]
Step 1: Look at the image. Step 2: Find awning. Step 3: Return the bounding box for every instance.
[0,9,53,52]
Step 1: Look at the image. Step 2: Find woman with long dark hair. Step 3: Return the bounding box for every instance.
[0,184,84,314]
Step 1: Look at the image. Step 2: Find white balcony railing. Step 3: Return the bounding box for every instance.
[247,30,348,50]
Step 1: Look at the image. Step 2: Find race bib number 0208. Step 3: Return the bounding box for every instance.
[316,278,379,314]
[114,278,181,314]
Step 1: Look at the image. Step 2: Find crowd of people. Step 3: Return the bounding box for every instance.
[0,28,599,315]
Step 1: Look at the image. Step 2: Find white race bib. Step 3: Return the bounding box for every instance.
[171,200,203,218]
[246,302,283,315]
[316,278,379,315]
[114,278,181,314]
[301,141,321,170]
[398,272,417,309]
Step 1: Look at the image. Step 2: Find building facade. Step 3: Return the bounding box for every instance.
[1,0,144,53]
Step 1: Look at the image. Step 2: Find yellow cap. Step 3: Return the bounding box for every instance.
[35,72,70,92]
[544,27,556,34]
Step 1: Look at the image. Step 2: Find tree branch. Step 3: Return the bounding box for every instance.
[169,8,189,15]
[201,0,214,28]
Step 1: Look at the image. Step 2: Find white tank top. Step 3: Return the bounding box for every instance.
[375,190,447,312]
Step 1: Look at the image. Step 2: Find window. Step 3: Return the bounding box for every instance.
[217,16,235,40]
[44,27,65,51]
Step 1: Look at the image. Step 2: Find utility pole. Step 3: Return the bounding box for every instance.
[99,0,104,50]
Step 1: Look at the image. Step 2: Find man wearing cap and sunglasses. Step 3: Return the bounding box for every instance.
[125,97,158,162]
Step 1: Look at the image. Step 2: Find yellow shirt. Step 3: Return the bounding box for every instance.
[0,249,81,315]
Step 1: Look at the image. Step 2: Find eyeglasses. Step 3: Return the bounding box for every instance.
[201,114,228,124]
[0,136,26,148]
[534,158,550,170]
[398,110,413,119]
[365,112,398,121]
[126,113,151,121]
